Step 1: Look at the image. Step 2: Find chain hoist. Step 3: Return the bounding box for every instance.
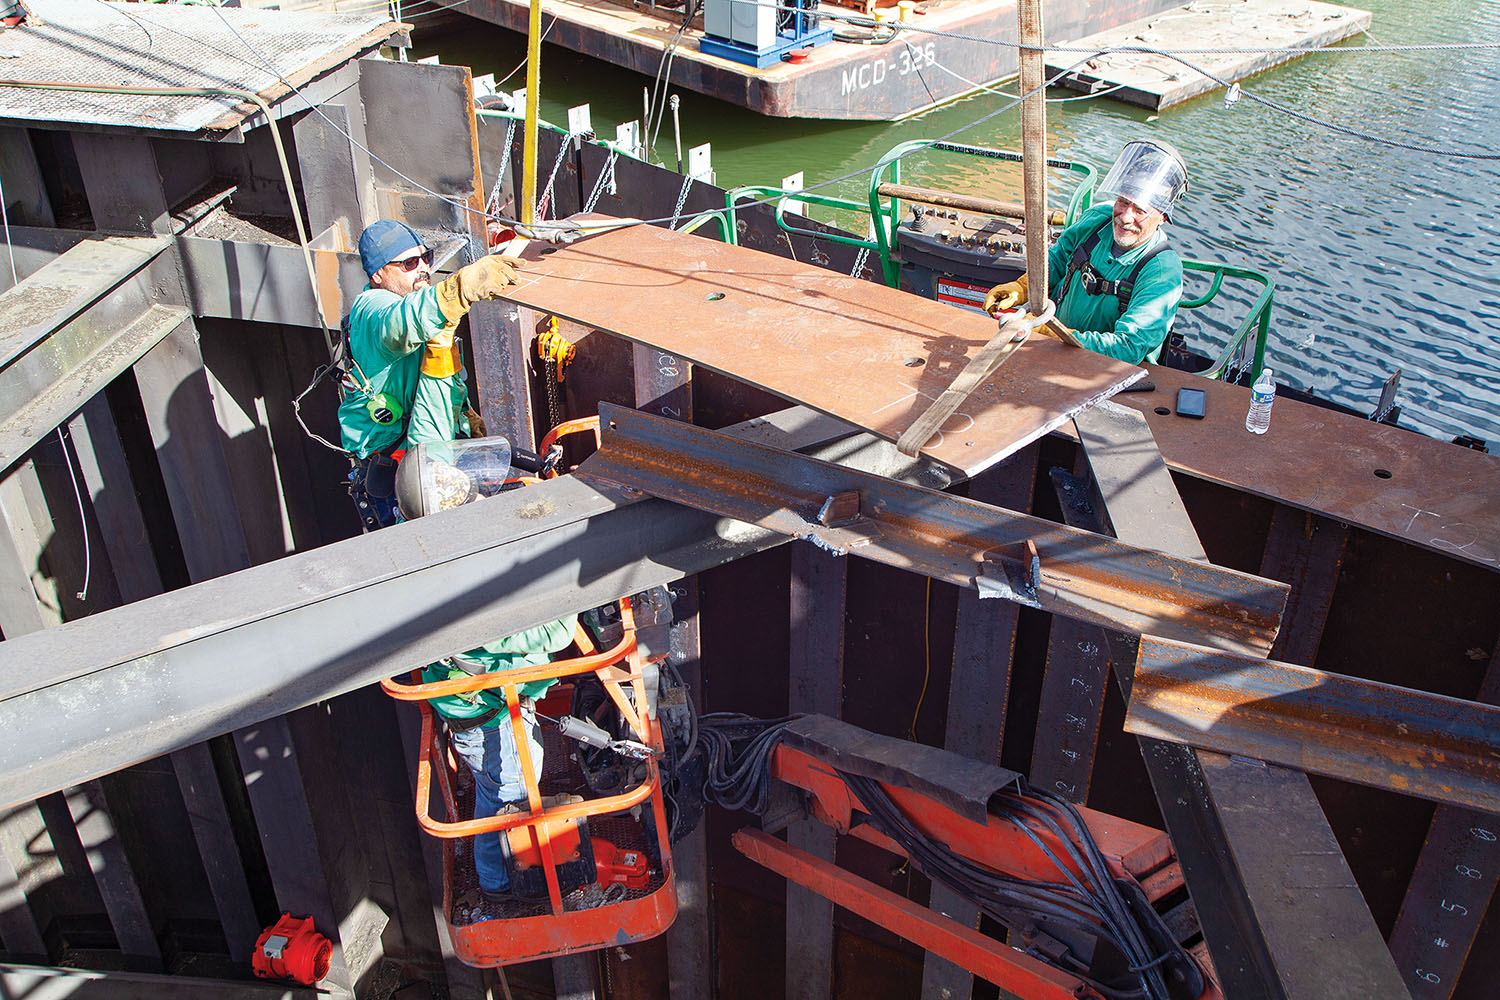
[536,316,576,430]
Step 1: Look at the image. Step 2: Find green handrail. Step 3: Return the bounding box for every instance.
[724,185,880,251]
[1180,260,1275,381]
[866,140,1097,287]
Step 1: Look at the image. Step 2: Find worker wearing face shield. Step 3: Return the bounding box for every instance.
[984,140,1188,365]
[338,220,526,531]
[394,437,579,905]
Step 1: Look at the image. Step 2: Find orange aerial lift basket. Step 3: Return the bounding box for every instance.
[382,596,677,966]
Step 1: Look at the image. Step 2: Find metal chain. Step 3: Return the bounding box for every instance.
[669,173,694,230]
[535,132,578,221]
[583,149,620,213]
[851,219,876,278]
[488,118,517,216]
[544,356,563,429]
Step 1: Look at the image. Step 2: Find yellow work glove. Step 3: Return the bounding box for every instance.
[434,254,526,325]
[983,273,1028,315]
[420,326,461,378]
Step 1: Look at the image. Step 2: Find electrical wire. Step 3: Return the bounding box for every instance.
[645,5,696,164]
[694,713,801,816]
[843,772,1179,1000]
[908,575,930,741]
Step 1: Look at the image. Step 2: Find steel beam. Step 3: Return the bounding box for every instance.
[0,410,914,807]
[1073,403,1411,1000]
[581,403,1288,654]
[1387,636,1500,999]
[920,447,1036,1000]
[1126,635,1500,814]
[627,343,713,1000]
[0,236,185,467]
[786,540,846,1000]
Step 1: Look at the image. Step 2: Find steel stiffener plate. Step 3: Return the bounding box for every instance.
[503,219,1145,478]
[0,1,399,133]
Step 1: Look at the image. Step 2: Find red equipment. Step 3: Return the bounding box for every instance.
[739,717,1221,1000]
[594,838,650,890]
[382,596,676,967]
[251,914,331,985]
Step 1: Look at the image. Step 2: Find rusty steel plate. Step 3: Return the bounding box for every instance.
[503,219,1144,478]
[1108,367,1500,571]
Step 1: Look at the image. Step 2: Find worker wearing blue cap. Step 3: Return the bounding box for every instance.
[339,220,525,530]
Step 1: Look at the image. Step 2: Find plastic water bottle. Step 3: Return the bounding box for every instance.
[1245,368,1276,434]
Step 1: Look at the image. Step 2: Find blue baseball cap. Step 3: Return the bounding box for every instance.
[358,220,425,276]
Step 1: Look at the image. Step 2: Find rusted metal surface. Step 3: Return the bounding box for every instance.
[1112,368,1500,571]
[1127,636,1500,814]
[1387,639,1500,999]
[504,219,1144,478]
[580,404,1288,653]
[1075,403,1412,1000]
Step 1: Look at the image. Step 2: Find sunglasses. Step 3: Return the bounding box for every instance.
[392,250,433,272]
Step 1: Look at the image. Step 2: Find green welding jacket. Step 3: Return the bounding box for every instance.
[338,285,465,458]
[422,615,581,725]
[1044,204,1183,365]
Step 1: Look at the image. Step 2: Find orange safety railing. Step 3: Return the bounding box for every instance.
[381,597,671,919]
[539,416,602,478]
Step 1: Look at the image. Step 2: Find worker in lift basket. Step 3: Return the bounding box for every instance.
[984,139,1188,366]
[394,437,579,906]
[339,220,526,531]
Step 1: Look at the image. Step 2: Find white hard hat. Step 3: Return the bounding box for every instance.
[1097,140,1189,220]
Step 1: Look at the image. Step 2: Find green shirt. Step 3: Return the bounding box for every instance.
[337,284,466,458]
[422,616,580,725]
[1044,204,1183,365]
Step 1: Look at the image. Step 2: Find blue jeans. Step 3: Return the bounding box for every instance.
[448,702,543,893]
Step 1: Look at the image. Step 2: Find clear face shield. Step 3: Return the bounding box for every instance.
[1096,140,1189,219]
[393,435,516,520]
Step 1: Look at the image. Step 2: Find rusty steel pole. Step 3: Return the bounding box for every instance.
[1018,0,1049,316]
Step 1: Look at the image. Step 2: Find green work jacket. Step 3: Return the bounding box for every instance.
[422,616,580,727]
[1044,204,1183,365]
[337,285,468,458]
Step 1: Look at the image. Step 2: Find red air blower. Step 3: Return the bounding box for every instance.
[252,914,332,985]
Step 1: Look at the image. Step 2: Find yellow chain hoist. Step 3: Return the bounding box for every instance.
[536,317,576,383]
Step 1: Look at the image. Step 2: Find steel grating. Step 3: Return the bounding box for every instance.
[0,0,401,133]
[503,218,1145,478]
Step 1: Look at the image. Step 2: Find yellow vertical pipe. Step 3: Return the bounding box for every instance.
[521,0,543,224]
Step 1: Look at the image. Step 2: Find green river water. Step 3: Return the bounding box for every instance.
[415,0,1500,444]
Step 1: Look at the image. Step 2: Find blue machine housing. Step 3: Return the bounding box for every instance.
[699,0,834,69]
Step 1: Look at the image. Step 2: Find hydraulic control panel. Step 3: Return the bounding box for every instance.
[894,204,1053,314]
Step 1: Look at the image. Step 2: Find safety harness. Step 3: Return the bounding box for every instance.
[1057,217,1170,314]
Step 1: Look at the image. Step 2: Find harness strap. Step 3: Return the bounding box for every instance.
[1058,217,1171,313]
